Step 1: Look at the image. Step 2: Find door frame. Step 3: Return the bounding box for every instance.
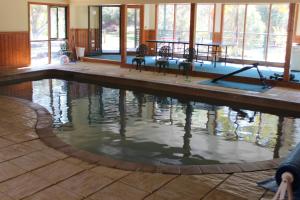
[28,2,69,65]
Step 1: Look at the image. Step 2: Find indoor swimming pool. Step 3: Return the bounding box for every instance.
[1,79,300,165]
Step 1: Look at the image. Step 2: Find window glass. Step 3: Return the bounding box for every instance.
[267,4,289,62]
[196,4,214,43]
[127,8,140,51]
[30,5,48,41]
[223,5,246,59]
[175,4,190,42]
[58,7,66,39]
[223,4,288,63]
[158,4,174,40]
[51,8,58,39]
[244,4,270,61]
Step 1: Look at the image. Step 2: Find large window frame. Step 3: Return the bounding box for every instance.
[29,3,69,65]
[222,3,289,64]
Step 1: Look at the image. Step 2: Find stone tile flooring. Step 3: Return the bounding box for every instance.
[0,96,275,199]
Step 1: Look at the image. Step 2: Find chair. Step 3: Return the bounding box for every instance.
[132,44,148,72]
[178,47,196,78]
[155,46,171,74]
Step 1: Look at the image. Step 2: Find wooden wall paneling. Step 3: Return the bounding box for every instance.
[68,29,89,58]
[69,28,90,58]
[76,29,89,56]
[69,29,76,56]
[284,3,296,81]
[294,35,300,43]
[144,30,156,55]
[0,32,30,68]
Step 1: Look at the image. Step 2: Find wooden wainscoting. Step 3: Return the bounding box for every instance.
[144,30,156,55]
[213,32,222,43]
[0,32,30,68]
[69,29,89,57]
[294,35,300,43]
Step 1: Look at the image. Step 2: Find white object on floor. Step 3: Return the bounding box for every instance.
[75,47,85,59]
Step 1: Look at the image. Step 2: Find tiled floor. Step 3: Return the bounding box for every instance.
[0,93,275,200]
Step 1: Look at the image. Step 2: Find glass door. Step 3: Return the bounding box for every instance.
[101,6,121,53]
[30,4,67,65]
[30,4,49,65]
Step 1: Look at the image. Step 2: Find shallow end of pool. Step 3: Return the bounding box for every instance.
[16,97,282,175]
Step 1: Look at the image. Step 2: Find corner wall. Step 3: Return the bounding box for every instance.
[69,3,89,56]
[0,0,68,68]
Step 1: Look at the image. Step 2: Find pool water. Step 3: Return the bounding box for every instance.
[1,79,300,165]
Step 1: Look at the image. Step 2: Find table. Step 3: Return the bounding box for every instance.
[146,40,231,67]
[146,40,189,61]
[195,42,230,67]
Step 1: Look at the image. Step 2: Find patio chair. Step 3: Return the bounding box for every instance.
[155,45,171,74]
[132,44,148,72]
[178,47,196,78]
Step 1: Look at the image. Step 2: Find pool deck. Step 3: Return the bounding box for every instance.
[0,96,275,200]
[0,62,298,199]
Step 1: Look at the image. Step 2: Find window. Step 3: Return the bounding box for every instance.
[158,4,174,40]
[158,4,190,41]
[51,7,67,39]
[127,7,140,51]
[30,5,49,65]
[50,7,67,64]
[244,4,270,61]
[196,4,214,43]
[223,4,289,63]
[223,5,246,59]
[267,4,289,62]
[175,4,190,41]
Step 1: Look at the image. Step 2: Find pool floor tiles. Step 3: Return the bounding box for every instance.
[0,96,276,200]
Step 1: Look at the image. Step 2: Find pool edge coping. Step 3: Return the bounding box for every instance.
[9,96,282,175]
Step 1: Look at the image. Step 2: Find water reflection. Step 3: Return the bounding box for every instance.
[183,102,192,158]
[1,79,300,165]
[119,89,126,136]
